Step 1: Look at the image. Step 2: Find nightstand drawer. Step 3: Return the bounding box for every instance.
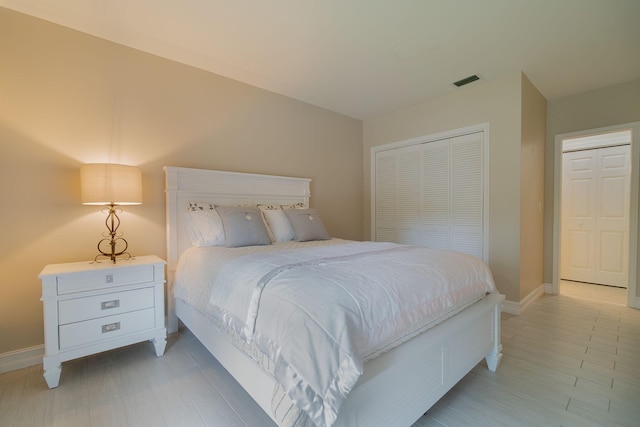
[58,287,154,325]
[59,308,155,349]
[57,265,154,295]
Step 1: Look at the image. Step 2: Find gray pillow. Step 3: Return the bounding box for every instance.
[283,208,331,242]
[215,206,271,247]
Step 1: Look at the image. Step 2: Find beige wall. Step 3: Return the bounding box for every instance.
[363,72,524,301]
[544,78,640,297]
[519,74,547,300]
[0,9,363,354]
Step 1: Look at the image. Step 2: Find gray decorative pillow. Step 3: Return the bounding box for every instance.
[215,206,271,247]
[283,208,330,242]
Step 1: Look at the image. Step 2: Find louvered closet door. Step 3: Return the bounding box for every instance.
[374,150,399,243]
[421,139,450,249]
[397,145,424,245]
[374,131,484,259]
[450,133,483,256]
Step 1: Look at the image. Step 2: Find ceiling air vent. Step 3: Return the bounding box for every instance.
[453,74,480,87]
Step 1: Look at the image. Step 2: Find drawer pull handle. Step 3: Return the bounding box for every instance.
[101,322,121,333]
[101,300,120,310]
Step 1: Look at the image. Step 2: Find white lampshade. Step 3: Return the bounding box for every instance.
[80,163,143,205]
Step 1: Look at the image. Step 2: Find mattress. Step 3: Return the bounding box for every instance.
[174,239,349,311]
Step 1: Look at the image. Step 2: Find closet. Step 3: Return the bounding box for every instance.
[372,128,487,261]
[560,137,631,288]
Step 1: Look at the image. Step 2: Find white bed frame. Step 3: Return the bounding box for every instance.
[164,166,504,427]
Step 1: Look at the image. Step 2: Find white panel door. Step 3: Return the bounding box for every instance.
[561,145,630,287]
[597,146,630,287]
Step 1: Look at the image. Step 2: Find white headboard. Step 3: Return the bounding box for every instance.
[163,166,311,331]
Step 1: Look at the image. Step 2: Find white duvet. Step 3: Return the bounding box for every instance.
[199,241,497,427]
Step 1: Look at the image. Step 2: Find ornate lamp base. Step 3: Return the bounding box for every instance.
[93,204,134,263]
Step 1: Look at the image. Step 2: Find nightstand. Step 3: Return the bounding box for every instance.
[39,255,167,388]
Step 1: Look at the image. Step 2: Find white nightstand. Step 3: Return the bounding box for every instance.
[39,255,167,388]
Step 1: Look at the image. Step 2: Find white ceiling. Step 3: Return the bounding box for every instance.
[2,0,640,119]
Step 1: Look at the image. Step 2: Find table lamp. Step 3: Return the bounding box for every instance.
[80,163,142,263]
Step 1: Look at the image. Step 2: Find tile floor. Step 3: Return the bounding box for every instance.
[560,280,628,306]
[1,284,638,426]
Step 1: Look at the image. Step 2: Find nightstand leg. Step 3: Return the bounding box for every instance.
[43,356,61,388]
[152,336,166,357]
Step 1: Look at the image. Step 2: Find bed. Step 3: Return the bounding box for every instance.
[164,166,504,427]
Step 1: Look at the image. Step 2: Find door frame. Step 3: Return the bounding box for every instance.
[552,122,640,308]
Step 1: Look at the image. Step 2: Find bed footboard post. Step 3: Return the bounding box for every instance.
[485,294,504,372]
[166,269,179,333]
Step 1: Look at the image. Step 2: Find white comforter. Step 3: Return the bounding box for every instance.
[204,241,496,427]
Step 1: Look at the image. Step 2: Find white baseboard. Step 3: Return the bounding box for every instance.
[502,284,545,315]
[0,345,44,374]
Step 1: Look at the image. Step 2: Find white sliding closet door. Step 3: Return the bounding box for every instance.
[450,133,484,256]
[420,139,450,249]
[375,149,400,243]
[373,131,485,260]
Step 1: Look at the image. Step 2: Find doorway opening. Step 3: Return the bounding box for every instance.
[552,123,640,308]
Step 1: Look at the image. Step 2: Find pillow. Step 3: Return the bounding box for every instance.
[283,208,331,242]
[215,206,272,247]
[258,204,297,242]
[185,202,225,247]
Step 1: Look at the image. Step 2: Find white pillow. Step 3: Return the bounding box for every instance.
[262,209,295,242]
[258,203,305,242]
[185,203,225,247]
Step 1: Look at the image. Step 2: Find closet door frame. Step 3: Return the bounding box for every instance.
[370,123,490,263]
[552,122,640,309]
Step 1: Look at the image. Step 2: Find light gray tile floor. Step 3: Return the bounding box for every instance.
[2,284,638,426]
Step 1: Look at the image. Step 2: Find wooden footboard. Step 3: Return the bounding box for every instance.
[333,292,504,427]
[176,293,504,427]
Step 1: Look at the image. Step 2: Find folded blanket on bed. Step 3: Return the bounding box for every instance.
[207,242,496,427]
